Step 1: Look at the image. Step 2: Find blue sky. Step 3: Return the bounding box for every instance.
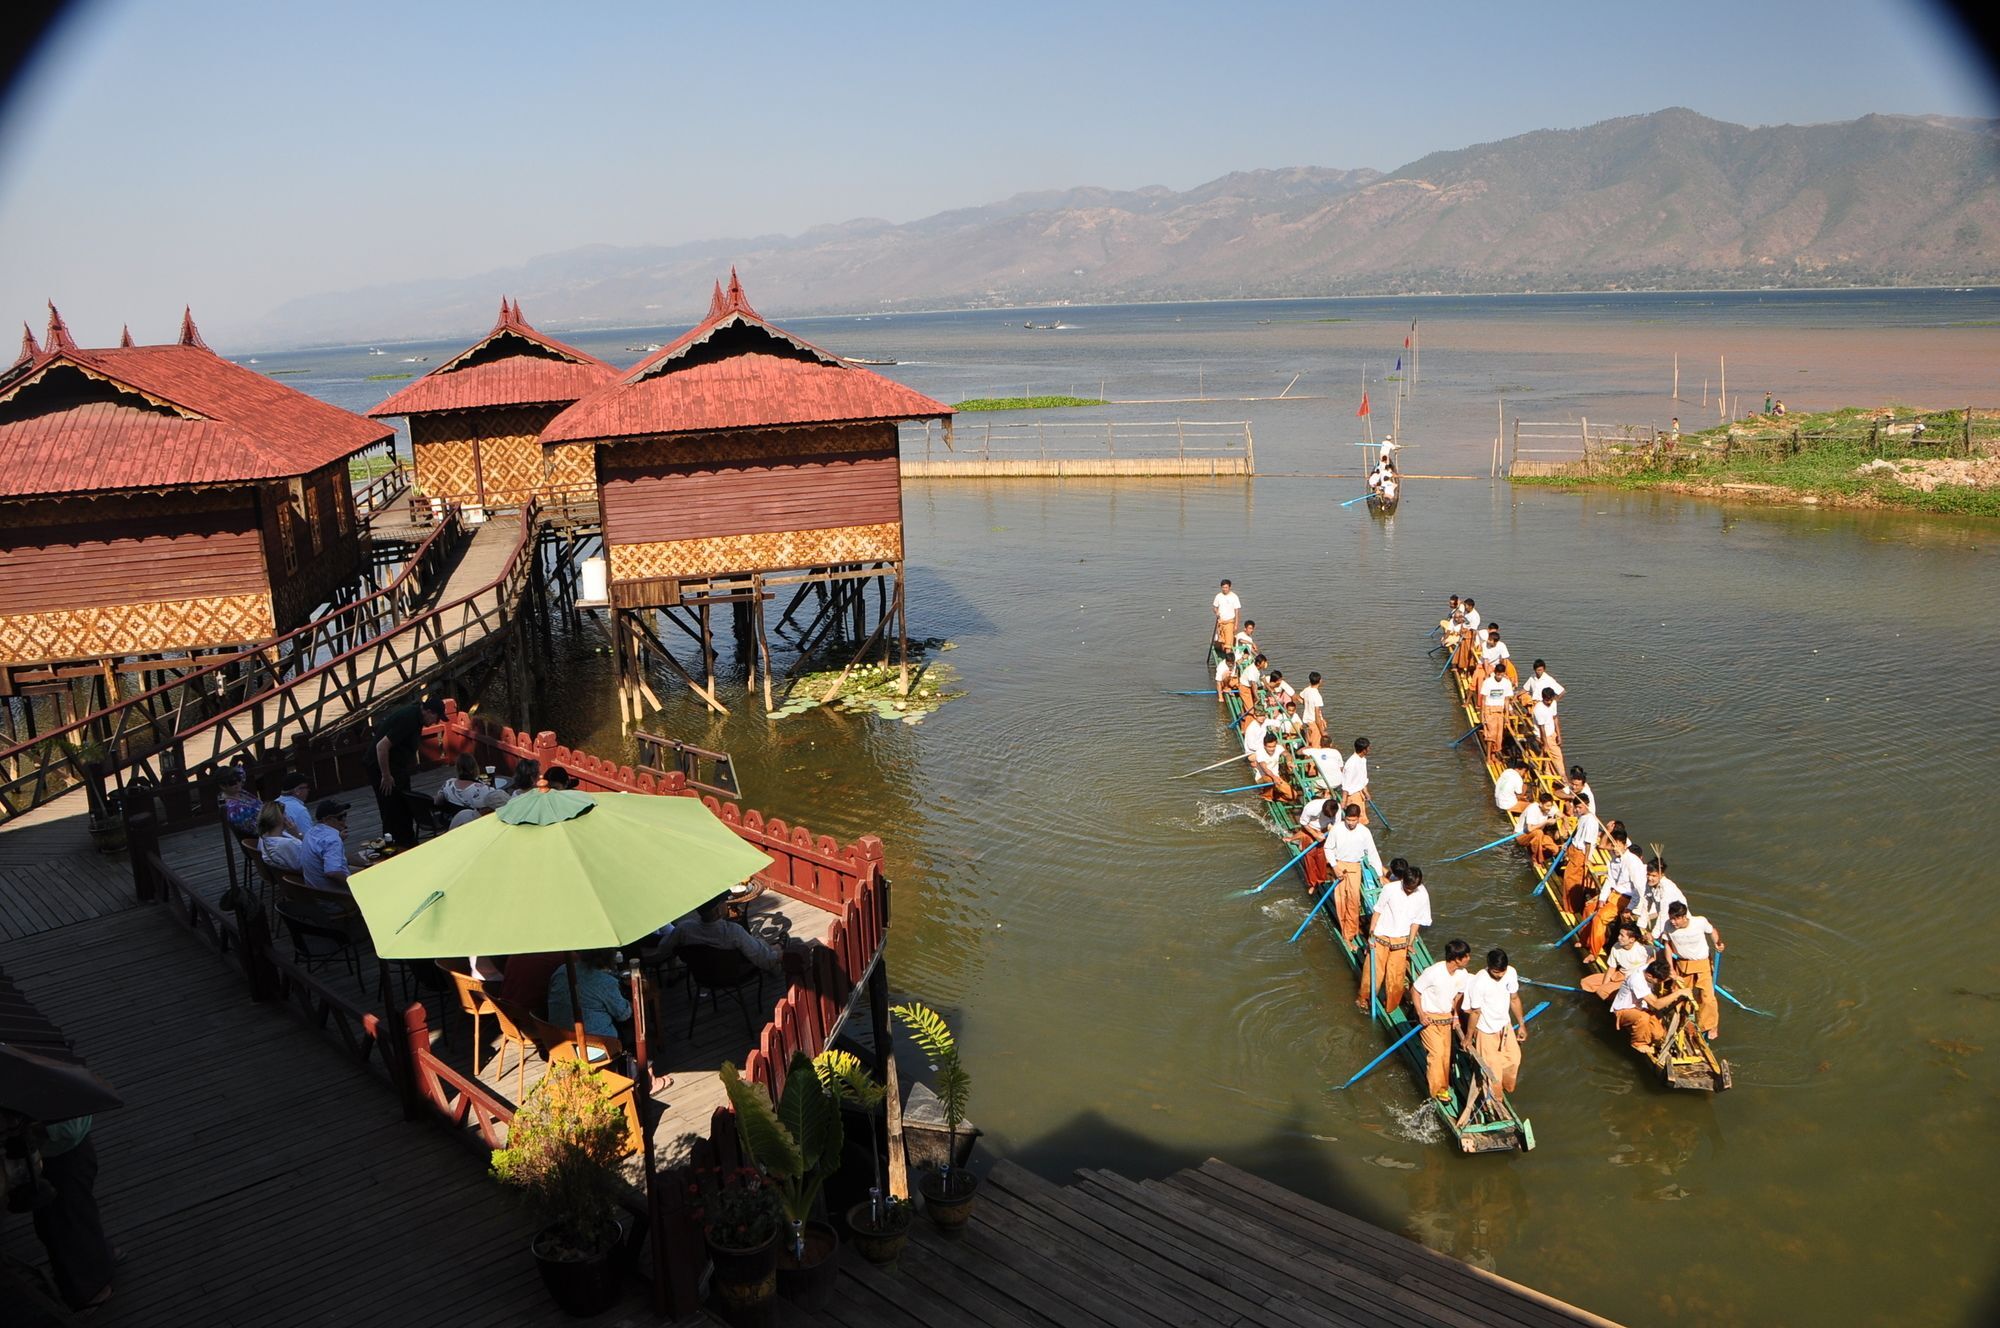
[0,0,1992,339]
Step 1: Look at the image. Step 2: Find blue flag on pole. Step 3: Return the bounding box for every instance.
[1395,356,1402,371]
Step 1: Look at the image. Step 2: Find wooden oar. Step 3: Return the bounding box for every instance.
[1437,830,1520,864]
[1530,827,1580,898]
[1241,841,1314,897]
[1175,752,1247,780]
[1549,905,1596,949]
[1339,492,1375,507]
[1207,781,1272,795]
[1446,725,1479,747]
[1329,1022,1424,1091]
[1286,880,1338,939]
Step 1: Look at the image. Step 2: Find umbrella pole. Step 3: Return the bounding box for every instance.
[629,957,668,1314]
[565,951,587,1051]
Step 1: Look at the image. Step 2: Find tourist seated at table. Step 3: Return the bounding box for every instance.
[255,802,305,872]
[543,766,578,790]
[218,768,263,838]
[498,951,566,1015]
[660,895,783,972]
[436,753,493,808]
[509,758,542,792]
[301,799,353,891]
[547,950,631,1049]
[275,770,314,836]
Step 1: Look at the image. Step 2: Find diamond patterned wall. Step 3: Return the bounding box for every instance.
[607,522,901,582]
[0,591,276,667]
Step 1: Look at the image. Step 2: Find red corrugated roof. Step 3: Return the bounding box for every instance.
[370,299,617,418]
[0,323,392,498]
[541,275,949,444]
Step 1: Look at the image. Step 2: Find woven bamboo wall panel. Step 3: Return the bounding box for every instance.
[608,522,901,581]
[413,438,479,503]
[600,422,896,472]
[545,441,597,495]
[412,405,571,504]
[0,591,275,666]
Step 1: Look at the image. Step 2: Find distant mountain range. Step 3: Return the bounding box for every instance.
[255,108,2000,347]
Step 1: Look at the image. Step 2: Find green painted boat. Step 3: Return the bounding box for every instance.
[1212,642,1534,1154]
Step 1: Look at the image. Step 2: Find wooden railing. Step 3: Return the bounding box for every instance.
[633,731,738,800]
[353,461,413,523]
[401,1004,515,1150]
[0,510,467,823]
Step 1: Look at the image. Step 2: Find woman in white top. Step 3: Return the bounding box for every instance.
[255,802,306,873]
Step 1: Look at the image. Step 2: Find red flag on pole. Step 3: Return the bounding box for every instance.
[1403,335,1411,349]
[1356,392,1371,417]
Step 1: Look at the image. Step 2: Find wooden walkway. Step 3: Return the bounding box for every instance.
[0,905,682,1327]
[779,1159,1620,1328]
[0,794,133,941]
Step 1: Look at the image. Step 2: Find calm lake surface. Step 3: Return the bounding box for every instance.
[274,291,2000,1326]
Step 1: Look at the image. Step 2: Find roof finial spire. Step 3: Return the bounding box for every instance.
[177,305,208,350]
[706,279,727,319]
[496,296,512,329]
[510,299,524,325]
[723,267,756,316]
[13,322,39,368]
[119,323,135,348]
[44,302,76,352]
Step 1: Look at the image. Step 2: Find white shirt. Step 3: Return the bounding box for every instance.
[1479,639,1511,669]
[1370,883,1433,939]
[259,832,306,872]
[1213,590,1242,621]
[1606,940,1651,977]
[1571,810,1603,853]
[1298,795,1335,834]
[1324,821,1385,878]
[1521,801,1554,833]
[1340,752,1369,794]
[1462,608,1481,632]
[1215,655,1232,682]
[1412,962,1468,1019]
[1297,685,1323,721]
[1532,699,1559,736]
[1463,967,1520,1035]
[1642,875,1688,938]
[1610,966,1652,1013]
[1664,915,1716,961]
[1601,848,1646,905]
[1479,674,1514,709]
[1241,717,1267,757]
[1269,677,1296,702]
[1569,783,1598,816]
[1527,669,1564,699]
[1494,768,1526,810]
[1238,662,1261,689]
[1380,477,1398,499]
[1298,746,1343,791]
[1252,743,1285,780]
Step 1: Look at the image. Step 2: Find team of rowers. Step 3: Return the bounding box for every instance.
[1437,594,1728,1055]
[1208,578,1727,1106]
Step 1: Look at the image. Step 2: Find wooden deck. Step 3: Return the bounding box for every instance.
[778,1159,1621,1328]
[0,793,134,941]
[151,769,847,1170]
[0,904,687,1327]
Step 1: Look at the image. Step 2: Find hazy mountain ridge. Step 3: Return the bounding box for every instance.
[255,110,2000,347]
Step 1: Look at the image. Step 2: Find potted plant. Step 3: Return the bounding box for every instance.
[816,1050,912,1266]
[891,1002,978,1233]
[720,1053,845,1310]
[692,1163,785,1324]
[489,1058,629,1317]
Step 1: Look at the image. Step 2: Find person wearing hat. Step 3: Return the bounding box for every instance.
[275,771,313,837]
[301,799,353,891]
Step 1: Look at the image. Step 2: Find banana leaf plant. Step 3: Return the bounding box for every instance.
[720,1052,845,1256]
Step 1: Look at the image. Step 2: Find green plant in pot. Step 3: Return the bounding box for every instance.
[891,1002,978,1232]
[816,1049,912,1265]
[720,1054,846,1309]
[690,1161,785,1324]
[490,1057,629,1317]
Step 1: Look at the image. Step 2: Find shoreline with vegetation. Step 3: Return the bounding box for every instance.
[1510,406,2000,517]
[954,395,1107,412]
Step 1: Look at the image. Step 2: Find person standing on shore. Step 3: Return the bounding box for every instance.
[1212,579,1241,648]
[1412,939,1474,1101]
[1764,391,1774,414]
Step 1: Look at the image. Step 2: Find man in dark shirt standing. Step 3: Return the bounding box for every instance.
[365,695,443,849]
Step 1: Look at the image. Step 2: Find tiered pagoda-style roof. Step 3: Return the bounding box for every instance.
[369,299,618,419]
[541,271,950,443]
[0,305,390,498]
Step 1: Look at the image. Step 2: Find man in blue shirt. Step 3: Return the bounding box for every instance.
[547,952,632,1050]
[275,771,313,837]
[301,799,352,891]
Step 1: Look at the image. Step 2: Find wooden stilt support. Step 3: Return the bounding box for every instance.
[630,613,728,716]
[751,573,775,715]
[818,603,893,704]
[894,566,910,697]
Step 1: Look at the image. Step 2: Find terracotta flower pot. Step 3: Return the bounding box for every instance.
[918,1169,979,1235]
[845,1199,913,1266]
[775,1220,840,1310]
[706,1229,780,1326]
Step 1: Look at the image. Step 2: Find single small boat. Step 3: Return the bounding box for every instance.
[1211,641,1535,1153]
[1366,485,1400,515]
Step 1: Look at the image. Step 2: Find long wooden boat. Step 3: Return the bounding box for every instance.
[1366,488,1399,515]
[1212,642,1535,1153]
[1438,633,1732,1091]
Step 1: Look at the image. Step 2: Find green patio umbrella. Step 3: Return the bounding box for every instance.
[348,789,773,961]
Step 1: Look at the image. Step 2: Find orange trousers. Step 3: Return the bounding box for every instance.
[1481,704,1506,755]
[1331,861,1363,942]
[1616,1006,1665,1052]
[1561,845,1593,916]
[1674,955,1719,1037]
[1582,895,1622,960]
[1296,834,1330,889]
[1358,939,1411,1011]
[1473,1027,1522,1092]
[1420,1019,1455,1098]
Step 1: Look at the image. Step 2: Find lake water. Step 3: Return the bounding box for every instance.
[271,290,2000,1327]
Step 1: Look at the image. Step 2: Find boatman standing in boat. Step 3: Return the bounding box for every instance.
[1340,738,1375,826]
[1462,948,1528,1094]
[1213,579,1241,648]
[1477,666,1515,759]
[1299,672,1327,748]
[1528,685,1564,775]
[1412,939,1475,1102]
[1638,854,1688,940]
[1559,795,1605,919]
[1237,652,1268,715]
[1662,901,1724,1041]
[1323,803,1388,944]
[1359,865,1431,1013]
[1474,624,1511,689]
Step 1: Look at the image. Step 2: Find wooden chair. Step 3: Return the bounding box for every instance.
[446,966,528,1085]
[273,876,367,984]
[678,943,767,1039]
[515,1014,646,1157]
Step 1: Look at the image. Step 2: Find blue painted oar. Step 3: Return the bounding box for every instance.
[1207,781,1272,795]
[1437,830,1520,865]
[1329,1021,1424,1091]
[1521,999,1552,1026]
[1288,881,1338,941]
[1549,906,1596,949]
[1447,725,1479,747]
[1365,793,1394,834]
[1708,953,1773,1017]
[1530,827,1581,898]
[1166,689,1216,696]
[1339,493,1374,508]
[1239,841,1314,896]
[1520,977,1582,993]
[1435,654,1455,680]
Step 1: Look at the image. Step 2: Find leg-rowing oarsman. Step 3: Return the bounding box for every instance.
[1237,652,1268,715]
[1662,901,1725,1041]
[1340,737,1374,826]
[1299,671,1327,748]
[1462,947,1527,1093]
[1516,790,1560,871]
[1213,579,1242,649]
[1476,665,1515,759]
[1358,864,1431,1012]
[1322,802,1387,944]
[1253,732,1295,804]
[1493,755,1531,816]
[1290,785,1336,891]
[1610,957,1695,1055]
[1638,853,1688,943]
[1559,793,1605,919]
[1411,939,1474,1101]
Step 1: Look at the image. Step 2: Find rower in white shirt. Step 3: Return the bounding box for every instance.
[1297,744,1344,796]
[1240,714,1268,760]
[1582,920,1653,998]
[1588,828,1648,961]
[1493,757,1530,815]
[1290,789,1337,892]
[1475,625,1511,685]
[1232,621,1258,669]
[1461,948,1527,1093]
[1526,659,1564,700]
[1322,804,1386,944]
[1236,653,1266,713]
[1298,672,1327,747]
[1559,803,1604,916]
[1252,733,1294,804]
[1461,599,1481,634]
[1563,768,1597,817]
[1528,687,1563,773]
[1266,669,1296,705]
[1358,865,1432,1014]
[1339,738,1375,825]
[1611,958,1692,1055]
[1412,939,1474,1102]
[1661,901,1724,1041]
[1477,668,1515,758]
[1212,579,1242,648]
[1637,855,1688,940]
[1451,598,1482,673]
[1213,650,1234,701]
[1515,790,1560,870]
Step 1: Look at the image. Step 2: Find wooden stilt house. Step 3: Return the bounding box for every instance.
[0,306,390,693]
[369,299,616,515]
[539,272,951,724]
